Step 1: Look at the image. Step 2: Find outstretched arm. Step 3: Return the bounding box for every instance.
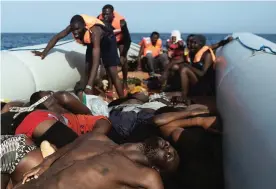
[54,91,92,115]
[32,25,71,59]
[85,27,103,94]
[210,36,234,50]
[153,109,209,126]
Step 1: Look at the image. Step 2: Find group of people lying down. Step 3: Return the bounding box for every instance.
[1,90,224,189]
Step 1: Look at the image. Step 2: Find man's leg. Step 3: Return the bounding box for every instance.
[156,53,169,74]
[118,44,129,90]
[180,66,198,98]
[107,66,124,98]
[145,53,156,77]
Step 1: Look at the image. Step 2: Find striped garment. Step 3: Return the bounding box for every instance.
[1,134,37,174]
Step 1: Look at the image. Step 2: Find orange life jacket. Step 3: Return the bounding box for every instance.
[139,37,162,58]
[73,14,105,45]
[98,11,125,43]
[186,46,216,64]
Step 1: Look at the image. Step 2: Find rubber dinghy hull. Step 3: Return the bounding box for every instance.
[1,40,140,102]
[215,32,276,189]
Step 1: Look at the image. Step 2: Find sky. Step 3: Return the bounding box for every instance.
[1,1,276,34]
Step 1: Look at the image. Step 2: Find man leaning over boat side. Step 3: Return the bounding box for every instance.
[32,14,124,98]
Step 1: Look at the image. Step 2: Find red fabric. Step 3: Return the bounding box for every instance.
[167,40,184,59]
[15,110,58,138]
[63,114,109,136]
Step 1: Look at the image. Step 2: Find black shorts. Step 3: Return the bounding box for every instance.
[85,34,120,68]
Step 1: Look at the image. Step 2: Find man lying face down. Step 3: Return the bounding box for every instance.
[17,131,179,189]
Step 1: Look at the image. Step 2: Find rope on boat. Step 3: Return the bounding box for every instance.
[7,39,75,52]
[235,37,276,55]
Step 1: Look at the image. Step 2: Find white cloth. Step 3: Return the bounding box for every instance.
[83,94,109,117]
[109,101,167,113]
[170,30,182,43]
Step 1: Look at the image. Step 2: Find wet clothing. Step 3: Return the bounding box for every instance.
[15,110,59,138]
[33,122,78,148]
[85,33,120,68]
[63,113,109,136]
[1,134,37,174]
[108,102,166,143]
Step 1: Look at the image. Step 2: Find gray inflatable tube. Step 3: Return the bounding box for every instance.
[216,32,276,189]
[1,40,140,102]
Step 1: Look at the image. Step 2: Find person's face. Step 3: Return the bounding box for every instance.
[102,8,114,23]
[171,36,177,43]
[144,137,179,173]
[189,38,201,53]
[151,34,159,45]
[71,22,86,40]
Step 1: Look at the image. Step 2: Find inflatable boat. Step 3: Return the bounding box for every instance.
[1,32,276,189]
[216,32,276,189]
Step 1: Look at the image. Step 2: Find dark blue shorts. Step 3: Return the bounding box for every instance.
[85,34,120,68]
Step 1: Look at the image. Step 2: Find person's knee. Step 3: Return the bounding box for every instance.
[160,53,169,61]
[180,67,189,75]
[145,53,154,60]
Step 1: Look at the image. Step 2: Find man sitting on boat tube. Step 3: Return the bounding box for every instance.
[137,32,169,77]
[32,14,124,98]
[98,4,131,92]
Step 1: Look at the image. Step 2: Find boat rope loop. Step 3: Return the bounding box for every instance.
[7,39,75,52]
[9,95,52,119]
[235,37,276,55]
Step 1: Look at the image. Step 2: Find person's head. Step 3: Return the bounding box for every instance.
[131,92,149,103]
[102,4,114,23]
[186,34,195,49]
[171,30,181,43]
[150,31,160,45]
[142,136,179,174]
[189,34,206,54]
[30,90,54,109]
[70,15,86,41]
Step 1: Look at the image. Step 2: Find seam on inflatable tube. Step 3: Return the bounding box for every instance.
[9,53,37,94]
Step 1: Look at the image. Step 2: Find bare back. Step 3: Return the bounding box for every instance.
[57,134,117,165]
[16,150,162,189]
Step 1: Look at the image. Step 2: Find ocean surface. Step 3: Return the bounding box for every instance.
[1,33,276,50]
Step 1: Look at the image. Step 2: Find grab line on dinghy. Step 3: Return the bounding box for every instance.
[235,37,276,55]
[7,39,75,52]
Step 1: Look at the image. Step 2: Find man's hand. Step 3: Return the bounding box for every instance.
[22,157,53,184]
[226,36,234,42]
[32,50,46,59]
